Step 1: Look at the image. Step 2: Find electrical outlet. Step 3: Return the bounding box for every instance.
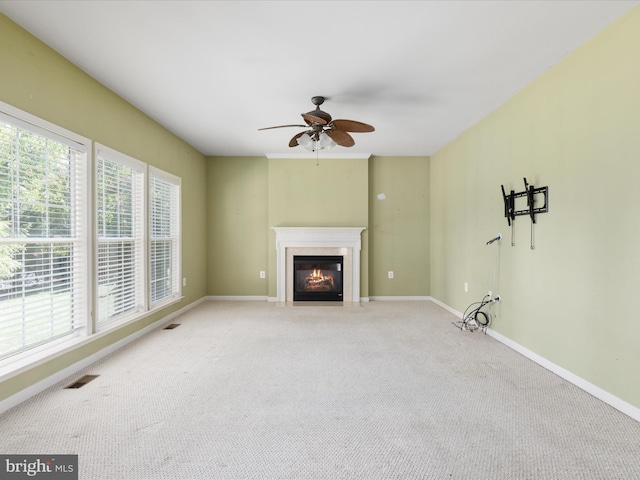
[388,271,394,279]
[488,290,492,298]
[182,277,187,287]
[464,282,468,293]
[259,271,266,279]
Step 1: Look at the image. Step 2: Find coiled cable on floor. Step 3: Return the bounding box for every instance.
[453,295,493,333]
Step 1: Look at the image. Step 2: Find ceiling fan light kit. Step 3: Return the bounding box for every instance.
[259,96,374,152]
[297,131,336,152]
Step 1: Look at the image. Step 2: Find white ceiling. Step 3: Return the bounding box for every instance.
[0,1,637,157]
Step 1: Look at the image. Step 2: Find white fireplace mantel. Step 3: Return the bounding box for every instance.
[272,227,365,303]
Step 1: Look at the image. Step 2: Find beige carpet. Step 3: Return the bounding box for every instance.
[1,301,638,479]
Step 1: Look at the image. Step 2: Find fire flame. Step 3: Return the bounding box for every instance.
[305,269,334,289]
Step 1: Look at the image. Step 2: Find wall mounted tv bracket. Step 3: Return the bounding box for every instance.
[501,178,549,249]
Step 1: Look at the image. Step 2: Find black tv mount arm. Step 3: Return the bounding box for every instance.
[501,178,549,249]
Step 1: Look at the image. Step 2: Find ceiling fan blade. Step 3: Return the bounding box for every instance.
[258,124,307,131]
[331,119,375,132]
[288,131,308,147]
[301,113,328,126]
[327,130,355,147]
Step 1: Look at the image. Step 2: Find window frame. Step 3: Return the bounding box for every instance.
[148,166,182,308]
[95,144,148,329]
[0,101,92,368]
[0,100,184,377]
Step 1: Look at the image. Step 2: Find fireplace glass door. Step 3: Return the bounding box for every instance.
[293,256,343,301]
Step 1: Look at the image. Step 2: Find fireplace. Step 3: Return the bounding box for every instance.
[293,256,343,301]
[272,227,365,303]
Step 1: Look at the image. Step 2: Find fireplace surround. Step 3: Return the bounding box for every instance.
[272,227,365,303]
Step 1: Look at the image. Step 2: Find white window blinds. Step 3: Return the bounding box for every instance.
[96,146,146,326]
[149,168,180,305]
[0,113,88,360]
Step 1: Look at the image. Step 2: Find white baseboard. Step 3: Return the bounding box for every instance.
[7,295,637,423]
[369,296,431,301]
[207,295,269,301]
[0,296,207,415]
[486,328,640,423]
[429,297,640,423]
[429,297,463,317]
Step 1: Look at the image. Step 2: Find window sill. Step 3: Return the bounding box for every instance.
[97,295,183,334]
[0,295,184,384]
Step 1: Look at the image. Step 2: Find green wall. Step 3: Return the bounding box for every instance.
[205,155,431,300]
[267,157,370,298]
[369,156,430,297]
[0,14,208,402]
[430,6,640,409]
[207,156,269,296]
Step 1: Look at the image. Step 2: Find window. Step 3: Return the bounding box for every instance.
[0,110,89,360]
[149,168,181,305]
[96,145,146,326]
[0,101,182,369]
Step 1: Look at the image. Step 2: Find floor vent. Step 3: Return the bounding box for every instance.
[65,375,99,389]
[164,323,181,330]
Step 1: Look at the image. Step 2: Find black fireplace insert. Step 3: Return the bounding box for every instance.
[293,255,343,301]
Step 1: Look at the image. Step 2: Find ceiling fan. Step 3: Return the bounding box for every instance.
[258,96,375,151]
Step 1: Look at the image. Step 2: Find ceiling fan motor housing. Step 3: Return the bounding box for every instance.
[306,109,332,126]
[307,96,332,125]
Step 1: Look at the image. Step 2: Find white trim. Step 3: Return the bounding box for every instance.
[0,296,206,415]
[487,328,640,423]
[206,296,269,301]
[94,144,148,329]
[430,297,464,318]
[0,101,92,363]
[97,296,183,335]
[148,165,181,185]
[95,143,147,171]
[265,153,371,160]
[0,297,184,383]
[429,298,640,423]
[148,167,182,304]
[0,100,90,149]
[369,296,431,301]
